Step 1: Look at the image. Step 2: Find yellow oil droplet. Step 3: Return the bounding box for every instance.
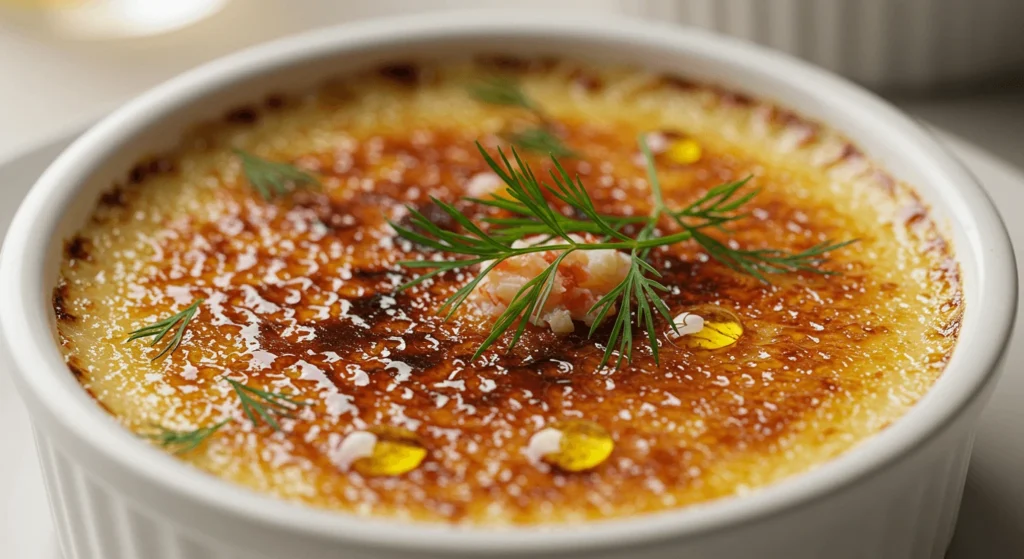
[666,138,702,165]
[544,420,614,472]
[352,426,427,476]
[680,305,743,349]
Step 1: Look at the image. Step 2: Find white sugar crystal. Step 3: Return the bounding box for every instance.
[330,431,377,471]
[525,427,563,465]
[670,312,705,337]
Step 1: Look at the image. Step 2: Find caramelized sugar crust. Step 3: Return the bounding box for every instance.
[55,58,961,524]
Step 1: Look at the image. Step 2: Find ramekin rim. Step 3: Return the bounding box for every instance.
[0,11,1016,555]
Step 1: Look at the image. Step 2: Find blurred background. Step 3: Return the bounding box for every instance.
[0,0,1021,166]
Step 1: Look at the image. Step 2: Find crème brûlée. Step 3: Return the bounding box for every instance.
[53,58,962,524]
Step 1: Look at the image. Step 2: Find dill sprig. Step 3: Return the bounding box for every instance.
[126,298,204,361]
[391,136,854,368]
[468,78,538,111]
[691,232,857,281]
[636,140,856,281]
[504,128,579,159]
[142,375,314,452]
[144,420,228,454]
[590,254,675,368]
[234,149,319,200]
[224,377,310,432]
[468,79,577,159]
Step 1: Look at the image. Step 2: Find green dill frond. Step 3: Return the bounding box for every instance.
[126,298,204,361]
[224,377,311,432]
[234,149,319,200]
[144,420,228,454]
[390,135,855,368]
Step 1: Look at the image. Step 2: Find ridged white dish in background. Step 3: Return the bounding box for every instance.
[314,0,1024,90]
[629,0,1024,90]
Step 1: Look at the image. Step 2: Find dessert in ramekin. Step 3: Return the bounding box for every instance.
[0,13,1015,559]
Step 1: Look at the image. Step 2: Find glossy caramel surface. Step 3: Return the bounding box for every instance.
[54,59,961,524]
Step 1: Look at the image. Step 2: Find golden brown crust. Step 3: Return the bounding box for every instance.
[54,58,961,525]
[53,282,76,323]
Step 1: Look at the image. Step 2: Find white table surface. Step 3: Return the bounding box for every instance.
[0,0,1022,168]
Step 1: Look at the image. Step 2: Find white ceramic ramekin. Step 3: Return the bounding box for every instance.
[0,12,1017,559]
